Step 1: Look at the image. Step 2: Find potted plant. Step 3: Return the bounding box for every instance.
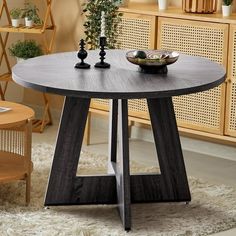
[222,0,234,16]
[10,8,21,28]
[21,2,42,27]
[8,40,43,63]
[83,0,122,49]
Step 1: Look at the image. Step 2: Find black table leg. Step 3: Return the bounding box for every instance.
[116,99,131,230]
[44,96,190,230]
[108,99,131,230]
[45,96,91,205]
[108,99,118,165]
[146,97,191,201]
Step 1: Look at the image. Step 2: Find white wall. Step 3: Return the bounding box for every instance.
[131,0,235,11]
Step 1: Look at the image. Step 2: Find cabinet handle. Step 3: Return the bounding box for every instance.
[225,78,232,83]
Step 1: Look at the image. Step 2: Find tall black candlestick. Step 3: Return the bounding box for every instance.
[95,37,110,68]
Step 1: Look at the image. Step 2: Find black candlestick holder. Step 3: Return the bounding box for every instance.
[75,39,90,69]
[95,37,110,68]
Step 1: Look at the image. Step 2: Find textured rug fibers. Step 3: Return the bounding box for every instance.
[0,143,236,236]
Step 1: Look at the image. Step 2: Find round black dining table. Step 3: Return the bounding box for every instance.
[12,50,226,231]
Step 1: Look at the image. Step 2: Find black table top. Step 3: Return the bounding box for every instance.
[12,50,226,99]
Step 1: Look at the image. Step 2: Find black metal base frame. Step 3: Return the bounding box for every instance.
[44,97,191,231]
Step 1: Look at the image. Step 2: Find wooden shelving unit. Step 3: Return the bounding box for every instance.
[0,0,56,132]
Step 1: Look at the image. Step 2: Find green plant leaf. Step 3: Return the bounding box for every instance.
[8,40,43,59]
[82,0,123,49]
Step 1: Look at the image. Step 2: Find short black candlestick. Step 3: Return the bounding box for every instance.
[75,39,90,69]
[95,37,110,68]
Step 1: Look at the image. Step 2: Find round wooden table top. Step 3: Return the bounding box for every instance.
[0,101,34,128]
[12,50,226,99]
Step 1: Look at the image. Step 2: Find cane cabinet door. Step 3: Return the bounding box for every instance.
[225,24,236,137]
[157,17,228,135]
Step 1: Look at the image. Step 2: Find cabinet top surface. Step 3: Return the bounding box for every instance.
[119,3,236,24]
[12,50,225,99]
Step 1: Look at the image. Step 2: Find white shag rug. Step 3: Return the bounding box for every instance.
[0,143,236,236]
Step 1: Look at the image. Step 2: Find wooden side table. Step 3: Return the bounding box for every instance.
[0,101,34,205]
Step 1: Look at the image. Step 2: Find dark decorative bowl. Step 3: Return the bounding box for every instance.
[126,50,179,74]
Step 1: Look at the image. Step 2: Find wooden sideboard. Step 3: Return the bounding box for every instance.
[88,2,236,146]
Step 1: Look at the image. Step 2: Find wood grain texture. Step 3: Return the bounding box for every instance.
[0,101,34,128]
[130,174,191,202]
[44,173,192,206]
[69,175,117,205]
[108,99,118,163]
[12,50,226,99]
[147,97,191,201]
[130,174,162,203]
[45,97,90,205]
[117,99,131,231]
[0,152,31,183]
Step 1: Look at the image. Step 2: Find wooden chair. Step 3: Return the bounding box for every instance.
[0,101,34,205]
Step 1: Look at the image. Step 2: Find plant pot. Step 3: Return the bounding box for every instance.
[222,5,232,17]
[158,0,168,10]
[11,19,20,28]
[16,57,26,63]
[25,17,33,27]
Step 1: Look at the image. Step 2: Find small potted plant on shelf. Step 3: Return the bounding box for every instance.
[8,40,43,63]
[10,8,21,28]
[222,0,234,17]
[83,0,122,49]
[21,2,42,27]
[158,0,168,10]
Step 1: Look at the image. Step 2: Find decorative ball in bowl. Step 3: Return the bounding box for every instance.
[126,50,179,74]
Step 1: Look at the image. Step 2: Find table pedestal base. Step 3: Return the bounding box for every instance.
[45,97,191,231]
[45,174,190,205]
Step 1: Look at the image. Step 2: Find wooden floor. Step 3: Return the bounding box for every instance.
[32,115,236,236]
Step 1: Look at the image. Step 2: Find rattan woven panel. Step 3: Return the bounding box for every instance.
[232,27,236,80]
[226,26,236,136]
[116,14,152,50]
[172,87,222,132]
[0,129,24,155]
[158,18,227,134]
[90,98,149,119]
[158,18,226,64]
[228,81,236,134]
[90,99,109,111]
[91,14,154,118]
[128,99,149,119]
